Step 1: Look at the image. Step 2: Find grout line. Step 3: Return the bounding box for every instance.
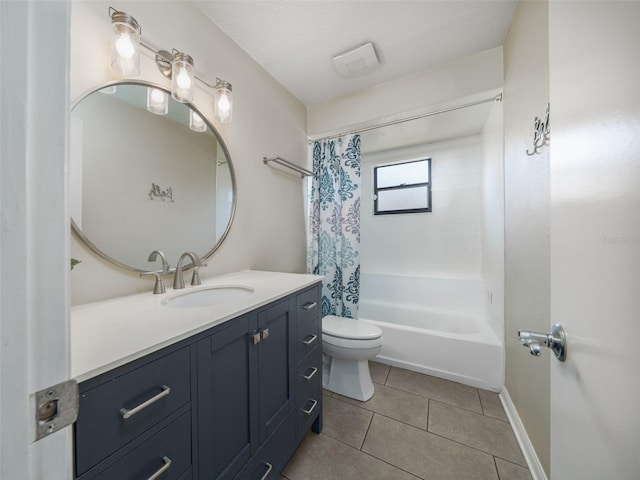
[477,388,485,416]
[494,456,502,480]
[360,411,375,450]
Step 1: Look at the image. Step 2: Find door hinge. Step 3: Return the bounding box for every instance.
[34,379,79,441]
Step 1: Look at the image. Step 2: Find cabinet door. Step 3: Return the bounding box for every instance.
[257,299,294,444]
[197,314,258,480]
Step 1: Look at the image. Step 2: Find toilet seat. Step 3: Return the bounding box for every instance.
[322,315,382,340]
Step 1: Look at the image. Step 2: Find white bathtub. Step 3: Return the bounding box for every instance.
[359,273,504,392]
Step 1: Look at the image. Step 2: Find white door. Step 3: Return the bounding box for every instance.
[549,2,640,479]
[0,1,72,479]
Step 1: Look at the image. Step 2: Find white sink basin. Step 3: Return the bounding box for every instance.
[161,285,255,308]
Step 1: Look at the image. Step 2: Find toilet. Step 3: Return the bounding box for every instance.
[321,315,383,401]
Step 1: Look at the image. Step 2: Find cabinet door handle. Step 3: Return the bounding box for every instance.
[119,385,171,419]
[252,332,261,345]
[301,334,317,346]
[147,455,172,480]
[259,462,273,480]
[262,328,270,341]
[301,399,318,416]
[301,301,317,310]
[301,367,318,380]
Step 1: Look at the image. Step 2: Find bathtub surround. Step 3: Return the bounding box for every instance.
[307,135,361,318]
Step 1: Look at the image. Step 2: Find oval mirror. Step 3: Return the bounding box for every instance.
[70,81,236,272]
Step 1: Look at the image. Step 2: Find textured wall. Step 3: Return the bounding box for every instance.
[503,0,550,475]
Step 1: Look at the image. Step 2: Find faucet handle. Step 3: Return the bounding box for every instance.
[140,271,166,294]
[190,262,208,286]
[147,250,171,274]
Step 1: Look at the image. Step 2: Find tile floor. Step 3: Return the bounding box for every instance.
[280,362,532,480]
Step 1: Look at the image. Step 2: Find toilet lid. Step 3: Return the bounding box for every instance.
[322,315,382,340]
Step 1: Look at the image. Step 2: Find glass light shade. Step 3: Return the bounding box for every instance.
[189,110,207,132]
[215,79,233,123]
[171,52,195,103]
[99,85,117,95]
[147,87,168,115]
[110,11,141,76]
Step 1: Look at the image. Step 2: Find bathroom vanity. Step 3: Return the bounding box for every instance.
[71,271,322,480]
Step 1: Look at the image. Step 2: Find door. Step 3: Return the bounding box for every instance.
[197,314,258,480]
[257,299,294,443]
[0,2,72,479]
[549,2,640,479]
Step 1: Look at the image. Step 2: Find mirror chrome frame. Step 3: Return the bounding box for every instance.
[70,79,237,273]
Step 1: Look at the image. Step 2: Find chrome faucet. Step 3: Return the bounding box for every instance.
[173,251,206,289]
[140,250,171,294]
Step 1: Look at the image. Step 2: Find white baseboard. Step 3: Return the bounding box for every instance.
[499,388,548,480]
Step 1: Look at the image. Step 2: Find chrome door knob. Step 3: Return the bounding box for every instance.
[518,324,567,361]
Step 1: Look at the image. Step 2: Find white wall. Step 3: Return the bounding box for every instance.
[70,1,309,305]
[361,136,483,278]
[503,0,550,475]
[308,46,504,136]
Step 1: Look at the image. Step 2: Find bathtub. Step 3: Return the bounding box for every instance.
[358,273,504,392]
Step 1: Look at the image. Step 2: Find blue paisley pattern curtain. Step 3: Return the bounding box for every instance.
[307,134,361,318]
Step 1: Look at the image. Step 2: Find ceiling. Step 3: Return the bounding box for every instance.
[193,0,517,107]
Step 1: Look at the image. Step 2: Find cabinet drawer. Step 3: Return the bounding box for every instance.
[93,412,191,480]
[297,348,322,401]
[75,347,191,475]
[237,411,296,480]
[296,316,320,361]
[296,285,320,324]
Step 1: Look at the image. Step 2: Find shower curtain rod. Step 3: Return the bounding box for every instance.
[307,93,503,145]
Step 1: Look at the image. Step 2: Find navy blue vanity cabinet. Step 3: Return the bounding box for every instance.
[74,345,194,480]
[73,281,323,480]
[294,285,323,443]
[197,298,296,480]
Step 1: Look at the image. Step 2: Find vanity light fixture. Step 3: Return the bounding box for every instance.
[109,8,141,76]
[108,8,233,121]
[146,87,168,115]
[189,110,207,132]
[214,79,233,124]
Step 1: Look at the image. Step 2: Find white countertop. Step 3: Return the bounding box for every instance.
[71,270,322,383]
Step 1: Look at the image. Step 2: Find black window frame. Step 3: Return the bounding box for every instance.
[373,158,432,215]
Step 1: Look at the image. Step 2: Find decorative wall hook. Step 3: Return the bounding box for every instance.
[526,103,550,156]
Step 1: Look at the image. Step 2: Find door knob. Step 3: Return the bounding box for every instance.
[518,324,567,361]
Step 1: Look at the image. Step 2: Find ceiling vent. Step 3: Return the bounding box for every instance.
[331,42,380,78]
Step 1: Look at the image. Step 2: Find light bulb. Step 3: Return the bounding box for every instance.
[215,79,233,123]
[176,68,192,90]
[218,95,230,115]
[115,33,135,59]
[150,88,165,103]
[147,87,168,115]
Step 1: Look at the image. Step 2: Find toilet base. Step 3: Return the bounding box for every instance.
[322,357,375,401]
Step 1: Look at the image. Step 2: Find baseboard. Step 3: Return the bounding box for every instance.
[499,388,548,480]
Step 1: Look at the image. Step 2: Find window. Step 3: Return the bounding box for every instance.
[373,158,431,215]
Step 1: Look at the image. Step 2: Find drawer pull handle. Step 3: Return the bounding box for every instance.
[302,367,318,380]
[301,301,317,310]
[301,399,318,416]
[302,334,317,346]
[259,462,273,480]
[120,385,171,419]
[147,455,172,480]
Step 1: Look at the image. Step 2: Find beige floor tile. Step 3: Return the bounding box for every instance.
[479,389,509,422]
[386,367,483,413]
[363,414,499,480]
[369,361,390,384]
[322,396,373,449]
[428,401,526,466]
[495,458,533,480]
[334,383,429,429]
[322,389,333,397]
[283,431,420,480]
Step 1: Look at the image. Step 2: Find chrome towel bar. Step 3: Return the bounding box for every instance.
[263,156,314,178]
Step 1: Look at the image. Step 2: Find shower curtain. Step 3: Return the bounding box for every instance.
[307,134,361,318]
